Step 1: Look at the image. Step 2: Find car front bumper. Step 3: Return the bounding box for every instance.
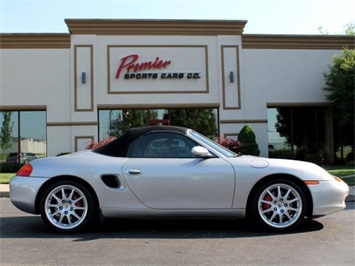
[309,179,349,217]
[10,175,50,214]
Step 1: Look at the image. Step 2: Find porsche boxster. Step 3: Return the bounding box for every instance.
[10,126,349,233]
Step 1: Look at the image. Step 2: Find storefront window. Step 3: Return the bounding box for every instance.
[267,108,290,155]
[268,107,333,164]
[99,110,123,140]
[0,111,46,163]
[98,108,218,141]
[166,109,218,139]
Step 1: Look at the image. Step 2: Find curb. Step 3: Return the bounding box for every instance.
[346,194,355,202]
[348,186,355,202]
[0,191,9,198]
[0,184,9,198]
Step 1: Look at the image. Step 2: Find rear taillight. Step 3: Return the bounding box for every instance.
[17,164,33,177]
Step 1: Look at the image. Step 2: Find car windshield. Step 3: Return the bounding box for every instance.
[189,130,237,158]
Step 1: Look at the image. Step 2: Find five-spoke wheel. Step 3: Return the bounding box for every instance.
[40,181,95,233]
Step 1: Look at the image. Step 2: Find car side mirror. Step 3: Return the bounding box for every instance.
[191,146,214,158]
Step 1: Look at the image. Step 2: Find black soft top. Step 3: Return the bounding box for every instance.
[94,125,188,157]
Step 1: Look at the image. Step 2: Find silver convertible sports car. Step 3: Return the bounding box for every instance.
[10,126,349,233]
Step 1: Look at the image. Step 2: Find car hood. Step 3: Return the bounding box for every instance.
[228,155,333,181]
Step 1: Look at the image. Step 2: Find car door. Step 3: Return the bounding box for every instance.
[122,132,235,209]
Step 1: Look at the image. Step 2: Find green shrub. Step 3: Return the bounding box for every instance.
[269,149,295,159]
[346,151,354,161]
[345,151,354,166]
[296,148,325,165]
[304,153,324,165]
[237,125,260,156]
[0,163,23,173]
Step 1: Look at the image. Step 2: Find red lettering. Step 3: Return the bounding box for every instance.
[155,60,163,68]
[115,54,171,79]
[152,57,160,68]
[161,60,171,68]
[116,54,139,79]
[134,61,152,72]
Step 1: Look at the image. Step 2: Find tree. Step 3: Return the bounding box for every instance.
[0,112,14,152]
[237,125,260,156]
[107,109,159,137]
[275,107,325,151]
[120,109,147,134]
[324,49,354,127]
[318,21,354,35]
[344,22,355,36]
[323,48,355,160]
[166,108,217,138]
[275,107,329,163]
[317,26,329,35]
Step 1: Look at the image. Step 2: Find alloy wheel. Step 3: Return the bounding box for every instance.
[257,183,303,229]
[44,184,88,230]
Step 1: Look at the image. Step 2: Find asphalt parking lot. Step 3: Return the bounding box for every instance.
[0,198,354,266]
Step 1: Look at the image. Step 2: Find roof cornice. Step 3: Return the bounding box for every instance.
[242,34,355,49]
[65,19,248,35]
[0,34,70,48]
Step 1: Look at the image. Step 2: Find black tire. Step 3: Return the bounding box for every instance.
[39,180,95,233]
[251,179,307,231]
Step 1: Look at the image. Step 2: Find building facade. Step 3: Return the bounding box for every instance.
[0,19,354,162]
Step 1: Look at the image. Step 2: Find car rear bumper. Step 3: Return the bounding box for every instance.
[10,176,50,214]
[309,179,349,217]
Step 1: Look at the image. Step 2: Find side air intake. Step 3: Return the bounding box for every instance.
[101,175,121,188]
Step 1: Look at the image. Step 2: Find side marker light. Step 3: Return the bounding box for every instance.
[304,180,320,185]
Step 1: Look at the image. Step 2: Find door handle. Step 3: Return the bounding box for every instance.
[126,169,142,175]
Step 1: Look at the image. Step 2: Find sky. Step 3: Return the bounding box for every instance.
[0,0,354,35]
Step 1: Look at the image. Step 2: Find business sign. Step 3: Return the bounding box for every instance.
[107,46,208,94]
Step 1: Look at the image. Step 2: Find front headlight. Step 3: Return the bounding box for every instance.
[333,175,343,182]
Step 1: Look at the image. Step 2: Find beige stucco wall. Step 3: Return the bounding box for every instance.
[1,21,352,157]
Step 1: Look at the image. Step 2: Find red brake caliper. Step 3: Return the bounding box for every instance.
[262,194,272,210]
[73,193,82,207]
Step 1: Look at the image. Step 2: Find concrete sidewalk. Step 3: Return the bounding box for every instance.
[1,183,354,201]
[0,184,10,198]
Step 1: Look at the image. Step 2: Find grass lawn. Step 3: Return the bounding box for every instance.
[323,165,355,176]
[1,165,354,185]
[324,165,355,186]
[340,176,355,186]
[0,173,15,184]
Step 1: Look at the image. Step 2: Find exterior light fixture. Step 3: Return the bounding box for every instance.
[229,71,234,83]
[81,72,86,84]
